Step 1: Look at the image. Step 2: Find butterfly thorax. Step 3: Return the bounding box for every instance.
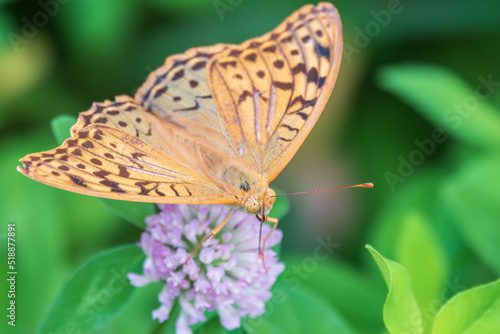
[218,164,275,216]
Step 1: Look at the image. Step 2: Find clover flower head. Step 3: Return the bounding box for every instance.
[128,204,284,333]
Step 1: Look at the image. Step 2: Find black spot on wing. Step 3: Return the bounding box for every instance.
[229,49,242,57]
[173,101,200,112]
[100,180,125,193]
[82,141,94,149]
[220,60,237,69]
[170,184,179,196]
[153,86,168,99]
[280,124,299,133]
[135,181,156,195]
[131,152,146,160]
[245,53,257,62]
[292,63,306,75]
[274,81,294,90]
[307,68,319,84]
[238,90,252,104]
[315,42,330,60]
[273,60,284,69]
[94,170,111,178]
[192,60,207,70]
[263,45,276,53]
[239,181,250,192]
[296,112,309,120]
[118,165,130,178]
[70,175,87,187]
[288,96,318,110]
[141,89,151,104]
[301,35,311,43]
[172,59,189,69]
[172,69,184,81]
[94,117,107,124]
[318,76,326,89]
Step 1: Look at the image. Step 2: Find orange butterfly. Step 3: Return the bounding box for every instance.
[18,3,369,259]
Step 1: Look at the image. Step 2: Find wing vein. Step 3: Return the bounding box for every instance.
[265,25,305,153]
[213,64,249,157]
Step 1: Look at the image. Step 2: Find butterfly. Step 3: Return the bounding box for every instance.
[18,3,346,257]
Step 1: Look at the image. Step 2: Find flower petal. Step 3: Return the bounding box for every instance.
[207,267,225,282]
[127,273,150,287]
[218,305,241,330]
[152,304,171,323]
[199,247,216,264]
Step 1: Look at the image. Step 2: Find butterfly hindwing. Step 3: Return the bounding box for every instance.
[135,44,237,158]
[18,99,236,204]
[71,95,172,153]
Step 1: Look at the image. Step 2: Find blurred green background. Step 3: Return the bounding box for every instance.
[2,0,500,333]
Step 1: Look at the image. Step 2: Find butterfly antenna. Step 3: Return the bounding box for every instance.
[273,183,374,197]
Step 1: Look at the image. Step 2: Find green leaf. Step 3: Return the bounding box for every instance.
[100,198,156,229]
[152,300,180,334]
[377,64,500,150]
[369,165,462,260]
[395,213,448,319]
[367,245,423,334]
[100,281,163,334]
[37,245,145,334]
[270,198,289,221]
[50,115,156,229]
[51,115,77,145]
[192,316,232,334]
[242,282,356,334]
[432,278,500,334]
[61,0,136,59]
[282,257,385,332]
[442,156,500,275]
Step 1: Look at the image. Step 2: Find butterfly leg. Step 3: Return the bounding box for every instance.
[185,209,235,264]
[258,216,279,273]
[256,214,268,259]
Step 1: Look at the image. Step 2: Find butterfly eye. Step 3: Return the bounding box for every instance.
[245,197,261,214]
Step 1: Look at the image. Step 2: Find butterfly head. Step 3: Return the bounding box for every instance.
[244,188,276,216]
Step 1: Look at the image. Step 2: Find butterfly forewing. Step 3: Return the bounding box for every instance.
[208,3,342,181]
